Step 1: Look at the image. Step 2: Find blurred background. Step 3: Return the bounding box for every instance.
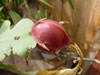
[0,0,100,75]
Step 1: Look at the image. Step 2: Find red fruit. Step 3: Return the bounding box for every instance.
[31,19,72,56]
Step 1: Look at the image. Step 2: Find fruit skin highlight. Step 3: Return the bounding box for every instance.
[31,19,72,56]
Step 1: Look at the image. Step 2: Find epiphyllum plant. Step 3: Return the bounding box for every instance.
[31,19,83,75]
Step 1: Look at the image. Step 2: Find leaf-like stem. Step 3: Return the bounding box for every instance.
[68,43,83,72]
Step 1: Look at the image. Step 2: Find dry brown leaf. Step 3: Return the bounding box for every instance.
[37,43,83,75]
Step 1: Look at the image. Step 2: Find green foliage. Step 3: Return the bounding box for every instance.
[0,13,5,23]
[24,0,35,19]
[0,6,3,11]
[0,1,8,23]
[0,0,6,7]
[0,20,10,34]
[0,64,38,75]
[0,20,11,61]
[12,0,22,10]
[9,10,22,24]
[67,0,74,9]
[24,72,38,75]
[35,6,53,21]
[39,0,54,8]
[0,18,36,61]
[0,0,22,24]
[0,6,6,23]
[0,64,27,75]
[24,0,53,22]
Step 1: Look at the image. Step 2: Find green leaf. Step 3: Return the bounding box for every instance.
[39,6,45,18]
[35,6,53,21]
[0,64,38,75]
[12,0,21,10]
[0,50,5,61]
[12,34,36,57]
[45,9,48,19]
[0,6,3,12]
[9,10,21,24]
[12,0,17,10]
[24,72,38,75]
[24,0,35,19]
[0,0,6,7]
[39,0,54,8]
[0,18,36,61]
[17,0,21,6]
[50,15,53,19]
[68,0,74,9]
[0,20,10,34]
[0,64,27,75]
[36,10,42,21]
